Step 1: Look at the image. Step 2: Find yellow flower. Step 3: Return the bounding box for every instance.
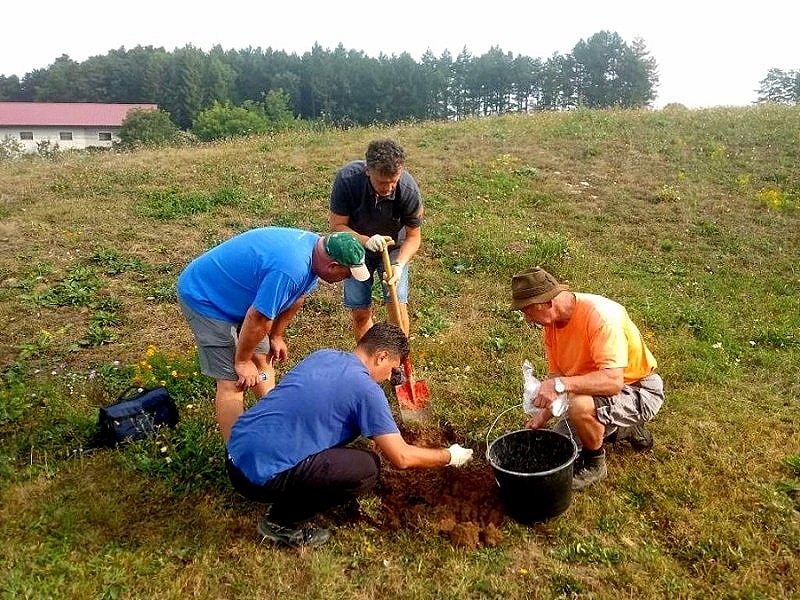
[171,370,178,378]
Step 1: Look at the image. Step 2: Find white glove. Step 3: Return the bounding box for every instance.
[447,444,474,467]
[385,262,405,287]
[365,234,391,252]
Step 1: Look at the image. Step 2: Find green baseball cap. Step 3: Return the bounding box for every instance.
[323,233,370,281]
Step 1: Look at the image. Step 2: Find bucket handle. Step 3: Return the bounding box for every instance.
[485,403,579,458]
[485,403,524,457]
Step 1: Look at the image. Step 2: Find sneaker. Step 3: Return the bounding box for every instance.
[390,367,405,387]
[572,450,607,491]
[257,516,331,548]
[615,423,654,451]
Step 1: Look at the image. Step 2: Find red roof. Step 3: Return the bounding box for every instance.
[0,102,158,127]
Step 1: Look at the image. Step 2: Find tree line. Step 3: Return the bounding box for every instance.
[0,31,660,128]
[756,68,800,105]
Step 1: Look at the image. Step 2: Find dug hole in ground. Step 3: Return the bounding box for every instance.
[352,425,507,550]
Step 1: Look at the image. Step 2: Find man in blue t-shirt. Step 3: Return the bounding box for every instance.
[329,139,423,342]
[226,323,474,548]
[177,227,370,441]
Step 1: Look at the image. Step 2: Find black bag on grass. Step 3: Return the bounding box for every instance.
[97,386,179,446]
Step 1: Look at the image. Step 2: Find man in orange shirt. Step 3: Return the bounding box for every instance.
[511,267,665,490]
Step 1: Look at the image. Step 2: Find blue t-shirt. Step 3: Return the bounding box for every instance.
[227,349,400,485]
[177,227,320,322]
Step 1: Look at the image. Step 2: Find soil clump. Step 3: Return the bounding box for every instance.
[368,425,509,550]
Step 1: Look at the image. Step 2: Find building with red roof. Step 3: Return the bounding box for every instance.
[0,102,158,153]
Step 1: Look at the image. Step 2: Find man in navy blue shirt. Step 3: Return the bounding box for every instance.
[226,323,474,548]
[177,228,370,441]
[329,139,424,342]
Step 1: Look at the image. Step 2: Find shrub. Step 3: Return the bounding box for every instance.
[191,101,269,141]
[0,136,23,160]
[118,108,181,148]
[260,89,299,131]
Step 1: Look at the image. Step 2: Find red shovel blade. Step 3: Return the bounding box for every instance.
[394,356,430,411]
[395,380,430,410]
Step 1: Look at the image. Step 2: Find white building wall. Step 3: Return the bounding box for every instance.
[0,126,120,153]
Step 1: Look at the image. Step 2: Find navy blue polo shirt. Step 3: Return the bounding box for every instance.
[329,160,423,252]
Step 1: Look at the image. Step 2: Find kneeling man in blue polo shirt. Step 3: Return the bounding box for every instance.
[226,322,474,548]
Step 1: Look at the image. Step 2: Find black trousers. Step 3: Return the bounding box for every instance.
[226,447,380,524]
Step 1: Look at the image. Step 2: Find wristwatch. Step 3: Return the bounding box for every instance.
[554,377,566,395]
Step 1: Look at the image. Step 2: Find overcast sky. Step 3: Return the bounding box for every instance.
[2,1,796,108]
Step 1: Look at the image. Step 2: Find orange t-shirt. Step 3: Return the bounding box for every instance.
[543,293,656,384]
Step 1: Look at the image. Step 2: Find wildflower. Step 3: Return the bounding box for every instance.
[146,345,157,357]
[171,370,178,378]
[712,342,723,349]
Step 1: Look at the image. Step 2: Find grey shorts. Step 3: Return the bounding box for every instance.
[593,373,664,427]
[178,296,270,381]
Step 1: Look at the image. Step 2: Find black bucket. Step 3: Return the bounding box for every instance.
[487,428,579,523]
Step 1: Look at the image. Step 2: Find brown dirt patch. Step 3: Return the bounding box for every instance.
[368,426,507,550]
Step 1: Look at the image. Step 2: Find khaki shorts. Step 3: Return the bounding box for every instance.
[593,373,664,427]
[178,296,270,381]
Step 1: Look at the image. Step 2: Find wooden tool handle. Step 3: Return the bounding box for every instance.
[381,246,408,335]
[381,246,417,406]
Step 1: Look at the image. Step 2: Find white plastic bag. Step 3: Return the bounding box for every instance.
[521,360,568,417]
[522,360,541,416]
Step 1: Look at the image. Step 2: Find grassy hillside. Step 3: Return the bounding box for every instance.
[1,106,798,599]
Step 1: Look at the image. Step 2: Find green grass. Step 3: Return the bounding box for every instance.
[1,106,799,599]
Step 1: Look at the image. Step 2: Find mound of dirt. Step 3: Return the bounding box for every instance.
[369,425,508,550]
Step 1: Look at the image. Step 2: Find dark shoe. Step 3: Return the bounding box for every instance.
[615,423,654,451]
[390,367,405,386]
[572,450,607,491]
[257,516,331,548]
